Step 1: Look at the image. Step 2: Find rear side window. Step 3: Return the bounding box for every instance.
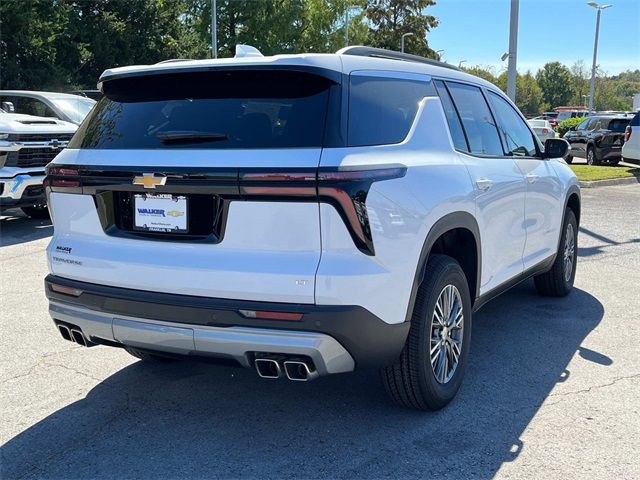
[446,82,503,156]
[70,70,334,149]
[487,91,537,157]
[347,73,435,147]
[434,80,468,151]
[608,119,630,132]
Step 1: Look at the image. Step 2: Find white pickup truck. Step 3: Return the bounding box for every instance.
[0,108,77,218]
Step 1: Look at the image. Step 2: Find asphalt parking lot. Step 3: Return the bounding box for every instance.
[1,184,639,479]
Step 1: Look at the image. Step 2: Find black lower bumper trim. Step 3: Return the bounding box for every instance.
[45,275,410,368]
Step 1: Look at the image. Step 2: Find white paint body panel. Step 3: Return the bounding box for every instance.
[47,55,580,328]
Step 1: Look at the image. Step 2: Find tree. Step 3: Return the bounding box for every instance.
[495,71,545,115]
[462,65,498,85]
[365,0,438,58]
[536,62,574,109]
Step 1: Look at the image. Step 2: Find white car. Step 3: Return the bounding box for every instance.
[44,46,580,410]
[528,119,556,142]
[622,111,640,163]
[0,109,76,218]
[0,91,95,125]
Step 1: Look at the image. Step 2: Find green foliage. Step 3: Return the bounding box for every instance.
[365,0,438,58]
[557,117,587,137]
[536,62,574,109]
[462,66,498,85]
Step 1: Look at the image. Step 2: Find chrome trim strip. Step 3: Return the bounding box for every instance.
[48,301,355,375]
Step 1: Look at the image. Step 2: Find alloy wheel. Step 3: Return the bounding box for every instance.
[430,284,464,384]
[564,223,575,282]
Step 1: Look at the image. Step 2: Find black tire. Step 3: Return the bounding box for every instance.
[565,154,573,164]
[124,346,176,362]
[534,209,578,297]
[21,205,50,219]
[586,147,599,166]
[381,254,472,411]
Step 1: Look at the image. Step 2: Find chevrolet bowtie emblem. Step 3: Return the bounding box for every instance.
[133,173,167,189]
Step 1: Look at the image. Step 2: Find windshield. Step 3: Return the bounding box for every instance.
[50,97,96,123]
[70,70,334,149]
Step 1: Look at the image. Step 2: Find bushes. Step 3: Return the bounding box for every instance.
[557,116,587,137]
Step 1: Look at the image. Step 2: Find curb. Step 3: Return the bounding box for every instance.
[579,176,640,188]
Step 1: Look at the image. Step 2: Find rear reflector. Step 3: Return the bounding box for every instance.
[239,309,303,321]
[50,283,83,297]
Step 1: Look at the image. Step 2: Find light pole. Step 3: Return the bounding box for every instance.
[506,0,519,102]
[436,49,445,61]
[458,60,467,69]
[401,32,414,53]
[211,0,217,58]
[587,2,612,114]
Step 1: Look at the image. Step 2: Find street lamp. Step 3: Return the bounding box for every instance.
[211,0,217,58]
[458,60,467,68]
[506,0,519,102]
[436,49,445,60]
[401,33,414,53]
[586,2,612,114]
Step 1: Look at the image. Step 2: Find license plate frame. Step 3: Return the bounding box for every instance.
[133,193,188,233]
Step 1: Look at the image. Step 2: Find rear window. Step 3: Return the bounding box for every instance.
[69,70,334,149]
[607,119,630,132]
[347,73,436,147]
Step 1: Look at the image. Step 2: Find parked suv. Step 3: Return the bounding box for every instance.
[44,46,580,410]
[622,111,640,163]
[564,114,631,165]
[1,109,76,218]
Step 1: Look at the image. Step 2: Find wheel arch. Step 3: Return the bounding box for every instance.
[404,212,481,322]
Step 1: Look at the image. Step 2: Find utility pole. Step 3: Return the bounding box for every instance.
[587,2,612,114]
[211,0,217,58]
[344,7,349,47]
[506,0,519,102]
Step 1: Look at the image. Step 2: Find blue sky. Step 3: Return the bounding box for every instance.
[427,0,640,75]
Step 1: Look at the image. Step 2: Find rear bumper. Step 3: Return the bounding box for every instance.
[45,275,410,370]
[597,145,623,161]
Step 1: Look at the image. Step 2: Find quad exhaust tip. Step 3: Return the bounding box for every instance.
[70,329,88,347]
[255,358,284,379]
[56,323,93,347]
[284,359,319,382]
[58,324,72,342]
[254,354,319,381]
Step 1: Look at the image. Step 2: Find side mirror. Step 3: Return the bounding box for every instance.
[544,138,569,159]
[1,101,15,113]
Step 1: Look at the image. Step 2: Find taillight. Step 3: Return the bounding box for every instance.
[238,166,406,255]
[44,166,81,189]
[624,125,632,143]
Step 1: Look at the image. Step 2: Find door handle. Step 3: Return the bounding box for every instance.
[526,173,539,184]
[475,178,493,191]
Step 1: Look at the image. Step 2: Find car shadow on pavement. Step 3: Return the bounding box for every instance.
[0,211,52,247]
[2,283,604,479]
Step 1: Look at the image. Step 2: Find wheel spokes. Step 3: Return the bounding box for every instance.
[429,284,465,384]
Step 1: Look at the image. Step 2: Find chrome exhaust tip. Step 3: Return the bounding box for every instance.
[57,324,73,342]
[283,359,319,382]
[70,329,87,347]
[255,358,284,379]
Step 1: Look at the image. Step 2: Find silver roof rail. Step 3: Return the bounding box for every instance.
[155,59,194,64]
[337,46,460,71]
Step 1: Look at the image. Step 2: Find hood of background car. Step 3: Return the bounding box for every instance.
[0,113,77,134]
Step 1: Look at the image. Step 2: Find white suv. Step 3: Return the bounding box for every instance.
[44,46,580,410]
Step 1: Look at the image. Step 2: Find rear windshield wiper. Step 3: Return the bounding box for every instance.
[156,131,229,145]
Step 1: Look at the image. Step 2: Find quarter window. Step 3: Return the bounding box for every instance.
[348,73,435,146]
[434,80,468,152]
[446,82,503,156]
[487,91,537,157]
